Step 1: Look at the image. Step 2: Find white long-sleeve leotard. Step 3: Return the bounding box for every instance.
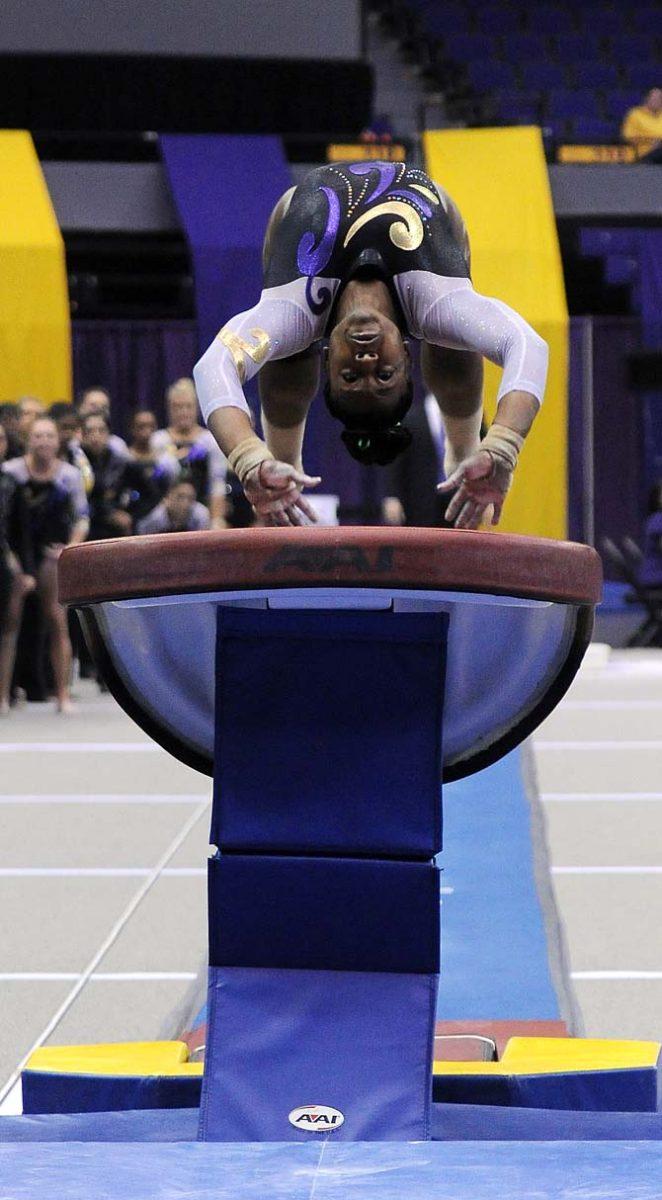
[193,271,547,423]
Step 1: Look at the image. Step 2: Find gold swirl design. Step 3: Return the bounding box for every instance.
[410,184,440,205]
[217,326,271,384]
[343,201,424,253]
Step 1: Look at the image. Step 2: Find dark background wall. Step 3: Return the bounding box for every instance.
[0,0,362,59]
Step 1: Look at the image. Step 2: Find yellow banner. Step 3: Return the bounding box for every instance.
[424,127,568,539]
[0,131,71,402]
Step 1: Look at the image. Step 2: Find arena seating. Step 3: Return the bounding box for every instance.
[371,0,662,143]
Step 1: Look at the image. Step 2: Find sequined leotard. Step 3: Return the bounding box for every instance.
[193,161,548,421]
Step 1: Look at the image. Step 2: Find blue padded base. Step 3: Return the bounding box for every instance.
[4,1103,662,1144]
[2,1141,662,1198]
[213,608,447,857]
[199,966,437,1142]
[434,1067,659,1112]
[21,1072,201,1116]
[208,855,440,973]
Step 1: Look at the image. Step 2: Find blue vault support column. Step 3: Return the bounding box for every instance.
[198,607,448,1142]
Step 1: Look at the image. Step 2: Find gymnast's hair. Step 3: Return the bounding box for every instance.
[323,379,414,466]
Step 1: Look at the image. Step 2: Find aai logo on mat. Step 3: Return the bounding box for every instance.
[289,1105,345,1132]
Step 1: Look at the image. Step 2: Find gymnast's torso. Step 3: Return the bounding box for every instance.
[194,161,547,421]
[264,162,469,317]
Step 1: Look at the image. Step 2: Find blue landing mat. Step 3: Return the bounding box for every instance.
[2,1141,662,1199]
[439,750,561,1021]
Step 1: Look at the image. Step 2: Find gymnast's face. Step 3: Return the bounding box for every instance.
[326,310,410,421]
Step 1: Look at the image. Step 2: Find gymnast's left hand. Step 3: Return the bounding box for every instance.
[244,459,322,527]
[437,450,511,529]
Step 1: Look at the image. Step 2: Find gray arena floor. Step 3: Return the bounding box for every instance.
[0,646,661,1114]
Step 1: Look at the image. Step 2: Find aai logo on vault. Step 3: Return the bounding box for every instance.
[288,1105,345,1132]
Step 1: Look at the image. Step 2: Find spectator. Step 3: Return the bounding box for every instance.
[80,413,132,539]
[76,386,129,458]
[119,410,179,526]
[3,417,89,712]
[16,396,45,449]
[152,378,227,526]
[49,402,94,493]
[0,423,36,715]
[0,402,22,459]
[621,88,662,162]
[136,478,211,535]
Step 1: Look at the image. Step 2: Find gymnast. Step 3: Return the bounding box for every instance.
[193,161,548,528]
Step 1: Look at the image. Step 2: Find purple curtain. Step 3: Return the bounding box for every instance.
[72,319,199,438]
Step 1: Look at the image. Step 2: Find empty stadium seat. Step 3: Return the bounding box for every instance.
[568,115,616,141]
[576,61,621,88]
[545,88,599,119]
[503,33,553,60]
[554,34,605,62]
[466,60,513,90]
[521,62,569,90]
[444,33,497,60]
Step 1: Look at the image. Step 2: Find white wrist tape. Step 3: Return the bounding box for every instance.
[227,436,275,485]
[480,423,525,473]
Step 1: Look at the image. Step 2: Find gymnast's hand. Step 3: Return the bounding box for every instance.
[244,459,322,527]
[437,450,511,529]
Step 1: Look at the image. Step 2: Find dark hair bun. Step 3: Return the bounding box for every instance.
[341,424,412,466]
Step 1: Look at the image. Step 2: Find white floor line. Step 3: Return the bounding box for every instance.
[542,793,662,802]
[0,794,210,805]
[0,972,198,982]
[571,971,662,981]
[559,700,662,710]
[552,866,662,875]
[0,867,208,877]
[0,743,160,754]
[0,797,209,1106]
[534,740,662,750]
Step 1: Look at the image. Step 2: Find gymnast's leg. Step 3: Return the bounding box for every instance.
[37,555,73,713]
[259,187,320,471]
[423,185,484,476]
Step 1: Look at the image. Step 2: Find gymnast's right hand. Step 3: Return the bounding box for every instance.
[243,459,321,527]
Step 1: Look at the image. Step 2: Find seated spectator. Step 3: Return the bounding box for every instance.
[0,402,22,459]
[621,87,662,161]
[80,413,132,540]
[3,417,89,712]
[152,378,227,526]
[0,423,36,715]
[136,478,211,535]
[76,386,129,458]
[119,410,179,526]
[16,396,45,449]
[49,401,94,493]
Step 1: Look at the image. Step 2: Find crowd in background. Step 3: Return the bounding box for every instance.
[0,378,249,715]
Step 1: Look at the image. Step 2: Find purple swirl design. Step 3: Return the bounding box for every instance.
[348,162,398,203]
[305,276,332,316]
[297,186,341,276]
[387,188,434,218]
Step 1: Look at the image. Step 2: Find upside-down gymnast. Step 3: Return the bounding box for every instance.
[193,160,548,528]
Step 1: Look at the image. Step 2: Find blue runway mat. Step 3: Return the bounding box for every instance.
[2,1141,662,1199]
[439,750,562,1021]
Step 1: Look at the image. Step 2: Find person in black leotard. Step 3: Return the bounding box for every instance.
[194,161,548,530]
[0,423,36,715]
[3,417,89,712]
[81,413,133,540]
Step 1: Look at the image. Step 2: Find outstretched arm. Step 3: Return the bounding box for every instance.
[417,281,548,528]
[194,283,322,525]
